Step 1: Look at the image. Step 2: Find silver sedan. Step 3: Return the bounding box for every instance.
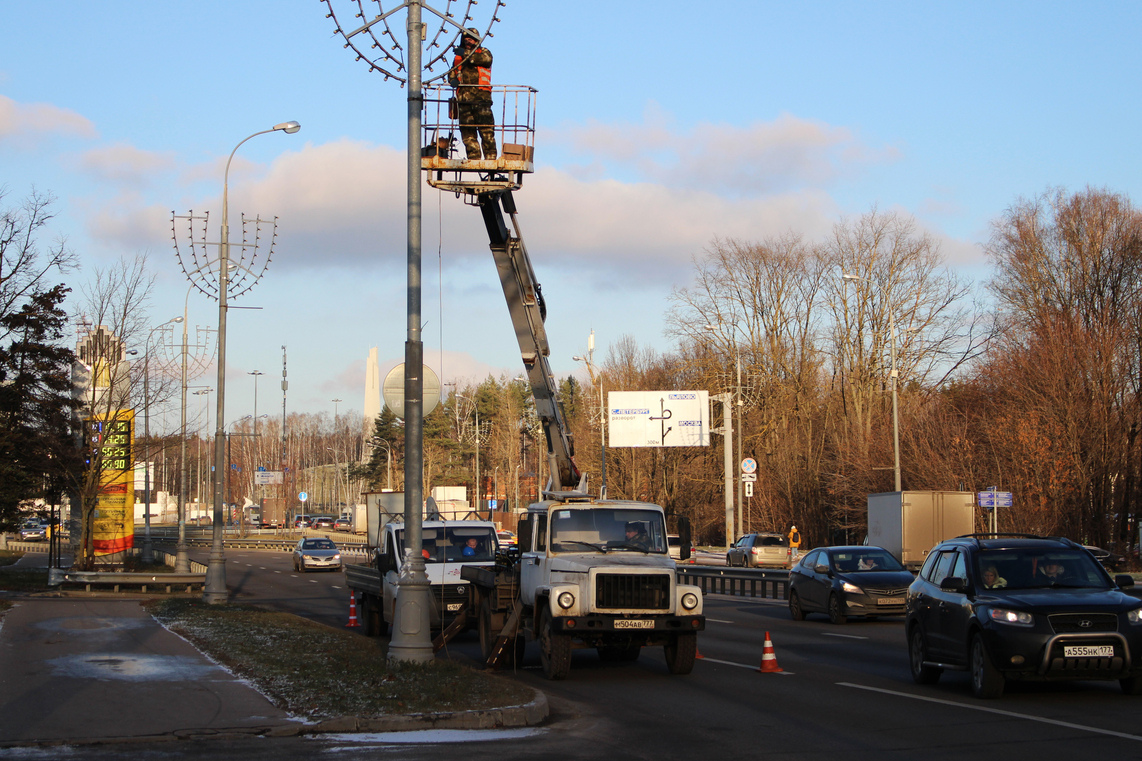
[292,537,342,572]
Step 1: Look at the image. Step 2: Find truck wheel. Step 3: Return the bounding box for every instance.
[360,595,379,637]
[619,644,641,662]
[538,608,571,680]
[664,632,697,675]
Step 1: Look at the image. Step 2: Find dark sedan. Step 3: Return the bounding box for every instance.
[789,546,915,624]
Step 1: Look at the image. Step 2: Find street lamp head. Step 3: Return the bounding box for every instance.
[841,273,861,282]
[273,121,301,134]
[572,356,584,362]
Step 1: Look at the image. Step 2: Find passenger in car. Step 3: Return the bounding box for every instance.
[981,565,1007,589]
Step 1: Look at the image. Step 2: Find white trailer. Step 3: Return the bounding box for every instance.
[867,491,977,569]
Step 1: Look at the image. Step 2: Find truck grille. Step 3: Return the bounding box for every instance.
[595,573,671,610]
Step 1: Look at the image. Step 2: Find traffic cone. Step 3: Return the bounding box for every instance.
[696,645,705,659]
[757,631,781,673]
[345,592,361,628]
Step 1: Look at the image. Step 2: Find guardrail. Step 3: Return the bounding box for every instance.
[678,567,790,601]
[149,536,371,555]
[48,567,206,593]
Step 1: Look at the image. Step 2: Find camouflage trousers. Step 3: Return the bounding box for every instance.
[457,100,497,160]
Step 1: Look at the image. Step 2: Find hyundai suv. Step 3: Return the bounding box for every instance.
[905,534,1142,698]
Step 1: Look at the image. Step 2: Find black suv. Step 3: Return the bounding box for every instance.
[905,534,1142,698]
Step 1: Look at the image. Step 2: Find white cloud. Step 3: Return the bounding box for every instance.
[0,94,96,143]
[77,143,176,186]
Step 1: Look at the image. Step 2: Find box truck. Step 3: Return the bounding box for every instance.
[867,491,976,569]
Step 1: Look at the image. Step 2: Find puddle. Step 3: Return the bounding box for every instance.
[48,653,222,681]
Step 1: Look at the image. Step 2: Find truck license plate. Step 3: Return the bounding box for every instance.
[1064,644,1114,658]
[877,597,905,605]
[614,619,653,629]
[446,603,463,612]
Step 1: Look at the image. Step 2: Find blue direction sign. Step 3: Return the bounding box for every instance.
[978,491,1013,508]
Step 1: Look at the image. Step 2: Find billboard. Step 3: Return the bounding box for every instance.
[607,391,709,448]
[87,411,136,555]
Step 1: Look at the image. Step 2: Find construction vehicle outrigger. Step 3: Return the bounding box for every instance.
[421,86,704,679]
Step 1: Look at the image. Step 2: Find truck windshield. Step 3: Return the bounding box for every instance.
[395,526,498,563]
[549,507,667,554]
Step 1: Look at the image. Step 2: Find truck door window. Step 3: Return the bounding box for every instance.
[535,513,548,552]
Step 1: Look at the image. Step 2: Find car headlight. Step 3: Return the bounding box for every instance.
[557,591,575,610]
[988,608,1034,626]
[1128,608,1142,625]
[681,592,699,610]
[333,553,341,560]
[841,581,863,595]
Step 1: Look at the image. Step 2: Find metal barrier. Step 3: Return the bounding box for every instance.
[678,567,790,601]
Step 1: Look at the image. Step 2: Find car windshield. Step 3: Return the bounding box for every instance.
[396,526,498,563]
[829,549,904,572]
[303,539,336,550]
[975,548,1110,590]
[548,507,667,554]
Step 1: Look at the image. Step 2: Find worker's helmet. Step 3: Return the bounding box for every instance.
[462,27,480,43]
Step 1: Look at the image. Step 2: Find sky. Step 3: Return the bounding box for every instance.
[3,1,1141,430]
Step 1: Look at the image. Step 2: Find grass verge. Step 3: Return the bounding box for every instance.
[146,598,534,720]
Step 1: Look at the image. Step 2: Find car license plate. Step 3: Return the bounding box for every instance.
[614,619,653,629]
[877,597,905,605]
[1064,644,1114,658]
[446,603,463,612]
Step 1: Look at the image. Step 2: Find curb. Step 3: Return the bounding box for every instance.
[0,691,549,748]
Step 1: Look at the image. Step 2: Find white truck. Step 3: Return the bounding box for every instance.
[346,516,500,636]
[442,190,703,679]
[867,490,977,569]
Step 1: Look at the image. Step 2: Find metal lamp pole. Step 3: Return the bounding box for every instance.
[842,273,901,492]
[142,317,183,564]
[573,329,607,498]
[204,121,300,604]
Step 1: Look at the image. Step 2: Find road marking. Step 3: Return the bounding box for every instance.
[309,579,318,583]
[822,632,867,640]
[698,656,794,675]
[838,682,1142,742]
[705,618,735,624]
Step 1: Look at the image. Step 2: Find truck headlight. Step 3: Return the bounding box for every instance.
[681,592,699,611]
[557,591,576,609]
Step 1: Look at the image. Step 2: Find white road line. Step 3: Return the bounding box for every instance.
[705,618,735,624]
[838,682,1142,742]
[697,656,794,675]
[822,632,867,640]
[309,579,318,583]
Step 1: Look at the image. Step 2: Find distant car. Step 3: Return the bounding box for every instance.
[496,530,517,548]
[1084,545,1126,572]
[906,534,1142,698]
[312,516,335,530]
[18,521,47,542]
[292,537,342,572]
[789,546,914,624]
[726,532,790,568]
[294,514,313,528]
[333,517,352,531]
[668,534,694,563]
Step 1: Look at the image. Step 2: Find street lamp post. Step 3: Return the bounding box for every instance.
[704,323,743,542]
[842,273,901,492]
[204,121,301,604]
[142,316,183,564]
[573,329,607,498]
[192,388,212,521]
[371,438,393,491]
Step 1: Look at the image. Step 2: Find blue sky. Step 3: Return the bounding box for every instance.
[2,1,1140,428]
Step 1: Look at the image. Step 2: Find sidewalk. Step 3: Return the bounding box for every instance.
[0,551,548,747]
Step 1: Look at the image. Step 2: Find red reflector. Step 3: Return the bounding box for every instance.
[565,619,576,628]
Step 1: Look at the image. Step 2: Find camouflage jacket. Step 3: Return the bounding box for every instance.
[447,46,493,103]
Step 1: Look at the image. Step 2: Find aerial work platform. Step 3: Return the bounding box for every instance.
[421,85,536,196]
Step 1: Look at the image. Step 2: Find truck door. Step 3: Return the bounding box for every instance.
[521,511,547,606]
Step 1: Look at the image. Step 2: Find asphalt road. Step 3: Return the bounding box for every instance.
[40,547,1142,760]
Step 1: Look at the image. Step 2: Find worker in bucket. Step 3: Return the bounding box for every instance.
[447,27,497,161]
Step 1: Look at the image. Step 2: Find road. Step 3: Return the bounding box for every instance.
[43,546,1136,760]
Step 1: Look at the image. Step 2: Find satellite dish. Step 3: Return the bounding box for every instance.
[382,363,441,419]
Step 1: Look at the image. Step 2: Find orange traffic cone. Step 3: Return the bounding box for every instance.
[345,592,361,628]
[695,646,705,659]
[757,631,781,673]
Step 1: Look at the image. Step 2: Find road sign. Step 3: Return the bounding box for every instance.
[298,491,308,502]
[745,481,754,498]
[978,491,1013,508]
[740,473,757,482]
[741,457,757,474]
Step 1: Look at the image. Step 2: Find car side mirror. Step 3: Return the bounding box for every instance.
[679,517,693,561]
[1116,574,1135,589]
[940,577,966,592]
[814,564,830,575]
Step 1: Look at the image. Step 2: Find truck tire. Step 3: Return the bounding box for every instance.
[664,632,697,675]
[539,608,571,680]
[478,597,498,662]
